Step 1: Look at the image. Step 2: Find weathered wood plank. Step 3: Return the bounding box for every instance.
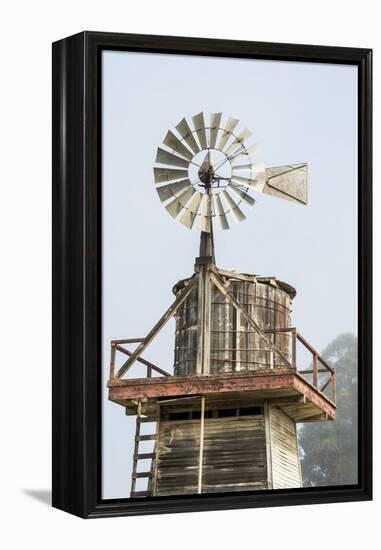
[136,434,158,441]
[174,268,294,375]
[269,406,302,489]
[134,452,156,460]
[109,371,336,422]
[155,412,268,496]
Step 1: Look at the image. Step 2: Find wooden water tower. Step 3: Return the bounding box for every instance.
[108,112,336,497]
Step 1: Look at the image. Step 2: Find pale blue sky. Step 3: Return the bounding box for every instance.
[102,50,357,499]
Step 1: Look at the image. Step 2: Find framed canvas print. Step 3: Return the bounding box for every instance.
[52,32,372,518]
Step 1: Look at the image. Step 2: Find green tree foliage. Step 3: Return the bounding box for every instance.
[298,333,358,486]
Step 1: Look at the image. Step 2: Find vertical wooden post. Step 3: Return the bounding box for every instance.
[110,344,116,380]
[197,395,205,494]
[131,400,142,496]
[236,304,241,372]
[264,401,273,489]
[292,329,297,369]
[313,353,318,388]
[196,264,212,374]
[152,404,160,497]
[203,269,211,374]
[332,370,336,403]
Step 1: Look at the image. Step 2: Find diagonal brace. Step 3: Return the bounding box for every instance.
[117,274,198,379]
[210,271,291,368]
[115,345,172,377]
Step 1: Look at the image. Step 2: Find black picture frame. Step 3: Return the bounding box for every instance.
[52,31,372,519]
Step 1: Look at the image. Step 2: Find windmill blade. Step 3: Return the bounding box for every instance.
[187,190,204,213]
[209,112,222,149]
[222,189,247,223]
[245,142,262,156]
[231,175,265,192]
[179,191,203,229]
[163,130,194,160]
[230,142,262,164]
[198,193,211,217]
[156,179,192,202]
[175,118,200,154]
[257,163,308,205]
[231,162,266,173]
[165,187,195,218]
[229,183,256,206]
[217,117,239,150]
[198,216,211,233]
[154,167,189,184]
[196,194,212,232]
[179,210,197,229]
[212,194,229,230]
[192,112,208,149]
[155,147,190,169]
[224,128,253,157]
[197,214,211,232]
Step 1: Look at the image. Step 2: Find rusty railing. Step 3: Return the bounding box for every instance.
[109,339,172,383]
[264,327,336,403]
[109,329,336,404]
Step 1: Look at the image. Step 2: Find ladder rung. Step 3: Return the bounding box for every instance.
[136,434,157,441]
[134,452,156,460]
[131,491,151,498]
[132,471,153,479]
[137,417,157,423]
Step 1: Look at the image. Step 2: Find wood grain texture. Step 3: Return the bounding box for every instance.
[108,370,336,422]
[155,412,267,495]
[269,406,302,489]
[174,273,293,376]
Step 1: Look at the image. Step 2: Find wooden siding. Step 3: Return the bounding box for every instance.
[269,406,302,489]
[202,416,267,493]
[155,419,200,496]
[155,413,267,496]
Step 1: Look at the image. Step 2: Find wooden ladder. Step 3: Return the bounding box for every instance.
[130,401,158,498]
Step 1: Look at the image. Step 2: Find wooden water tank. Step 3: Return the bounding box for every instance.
[173,270,296,376]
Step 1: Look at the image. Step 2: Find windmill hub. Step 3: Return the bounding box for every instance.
[195,150,230,190]
[198,163,214,186]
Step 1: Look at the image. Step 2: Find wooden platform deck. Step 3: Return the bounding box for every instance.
[108,368,336,423]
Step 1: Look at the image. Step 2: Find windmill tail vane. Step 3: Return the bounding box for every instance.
[153,111,308,238]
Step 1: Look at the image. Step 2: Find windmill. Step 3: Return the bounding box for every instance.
[154,111,307,234]
[108,113,336,498]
